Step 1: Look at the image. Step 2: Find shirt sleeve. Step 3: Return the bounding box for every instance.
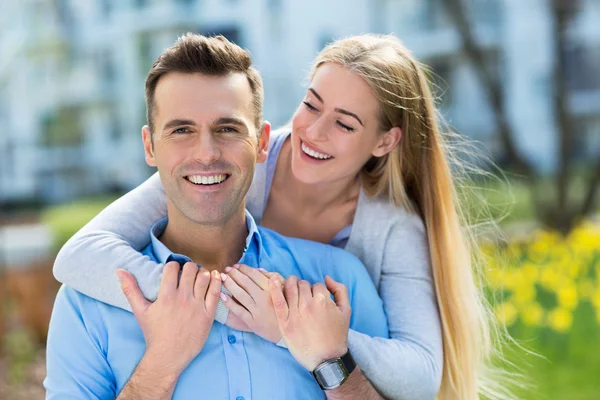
[44,286,116,399]
[347,216,443,400]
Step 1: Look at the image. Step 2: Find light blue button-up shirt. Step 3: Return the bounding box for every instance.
[45,212,389,400]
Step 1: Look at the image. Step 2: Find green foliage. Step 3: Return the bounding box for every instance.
[40,197,118,251]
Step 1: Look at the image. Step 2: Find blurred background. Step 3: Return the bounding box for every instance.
[0,0,599,398]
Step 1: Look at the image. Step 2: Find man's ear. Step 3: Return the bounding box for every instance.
[142,125,157,167]
[372,127,402,157]
[256,121,271,164]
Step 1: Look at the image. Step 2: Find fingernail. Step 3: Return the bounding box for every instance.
[213,270,220,279]
[258,268,267,272]
[225,266,232,273]
[233,264,240,269]
[115,270,125,281]
[220,293,228,302]
[221,274,228,281]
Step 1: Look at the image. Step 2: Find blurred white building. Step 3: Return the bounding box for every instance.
[0,0,599,204]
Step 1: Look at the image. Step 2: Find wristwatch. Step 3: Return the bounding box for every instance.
[311,350,357,390]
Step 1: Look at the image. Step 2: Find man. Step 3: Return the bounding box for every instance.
[44,34,388,399]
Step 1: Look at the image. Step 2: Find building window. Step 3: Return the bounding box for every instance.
[421,0,448,30]
[100,49,116,85]
[110,110,122,141]
[564,43,600,92]
[100,0,112,18]
[428,58,453,108]
[197,27,241,46]
[139,33,154,75]
[41,106,84,147]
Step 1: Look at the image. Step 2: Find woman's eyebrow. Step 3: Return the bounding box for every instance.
[308,88,323,102]
[308,87,364,126]
[334,108,363,127]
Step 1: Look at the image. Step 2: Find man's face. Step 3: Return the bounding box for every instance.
[142,72,269,226]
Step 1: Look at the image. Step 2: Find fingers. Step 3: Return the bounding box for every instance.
[226,265,264,299]
[324,276,350,312]
[284,276,300,313]
[298,280,312,308]
[221,271,255,310]
[116,269,150,316]
[235,264,270,291]
[204,270,222,314]
[311,282,331,301]
[158,261,180,298]
[225,310,252,332]
[193,268,211,301]
[257,269,285,285]
[179,262,198,297]
[221,293,252,325]
[269,276,289,322]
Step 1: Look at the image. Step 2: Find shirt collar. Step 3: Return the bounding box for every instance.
[149,209,262,265]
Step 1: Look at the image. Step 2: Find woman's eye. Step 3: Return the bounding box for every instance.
[303,101,318,112]
[336,121,355,132]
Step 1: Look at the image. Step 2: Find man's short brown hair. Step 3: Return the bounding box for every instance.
[145,33,264,134]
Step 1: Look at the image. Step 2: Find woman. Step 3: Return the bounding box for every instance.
[53,34,493,399]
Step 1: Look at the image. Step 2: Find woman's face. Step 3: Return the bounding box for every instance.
[290,63,397,186]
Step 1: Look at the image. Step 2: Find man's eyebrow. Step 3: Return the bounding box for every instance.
[162,119,196,131]
[334,108,364,127]
[214,117,248,127]
[309,88,364,127]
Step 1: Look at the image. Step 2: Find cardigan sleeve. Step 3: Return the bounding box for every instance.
[52,172,168,311]
[347,213,443,400]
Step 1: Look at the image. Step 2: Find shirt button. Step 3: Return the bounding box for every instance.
[236,397,244,400]
[228,335,237,344]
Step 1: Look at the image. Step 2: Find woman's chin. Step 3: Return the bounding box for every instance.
[290,160,329,185]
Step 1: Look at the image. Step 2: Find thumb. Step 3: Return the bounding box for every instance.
[116,269,150,317]
[324,275,350,313]
[269,275,289,323]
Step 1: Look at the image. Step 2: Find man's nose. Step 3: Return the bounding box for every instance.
[191,132,221,164]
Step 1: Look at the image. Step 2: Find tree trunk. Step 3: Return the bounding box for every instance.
[439,0,535,180]
[440,0,597,234]
[550,0,579,234]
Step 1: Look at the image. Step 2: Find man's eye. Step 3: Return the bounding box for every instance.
[219,127,238,133]
[173,127,189,134]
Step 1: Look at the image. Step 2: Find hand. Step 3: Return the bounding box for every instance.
[269,275,351,371]
[220,264,285,343]
[116,261,222,375]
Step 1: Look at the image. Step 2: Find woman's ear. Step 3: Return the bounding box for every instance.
[372,127,402,157]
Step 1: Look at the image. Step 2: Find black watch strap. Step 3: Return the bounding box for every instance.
[312,350,357,390]
[341,350,356,375]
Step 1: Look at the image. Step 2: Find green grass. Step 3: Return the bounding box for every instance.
[502,304,600,400]
[41,196,119,251]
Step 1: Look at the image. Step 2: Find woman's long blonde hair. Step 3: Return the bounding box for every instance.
[312,34,506,399]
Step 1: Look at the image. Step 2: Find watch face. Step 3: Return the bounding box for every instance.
[316,361,346,388]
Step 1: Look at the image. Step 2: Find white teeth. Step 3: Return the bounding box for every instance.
[187,174,227,185]
[301,142,332,160]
